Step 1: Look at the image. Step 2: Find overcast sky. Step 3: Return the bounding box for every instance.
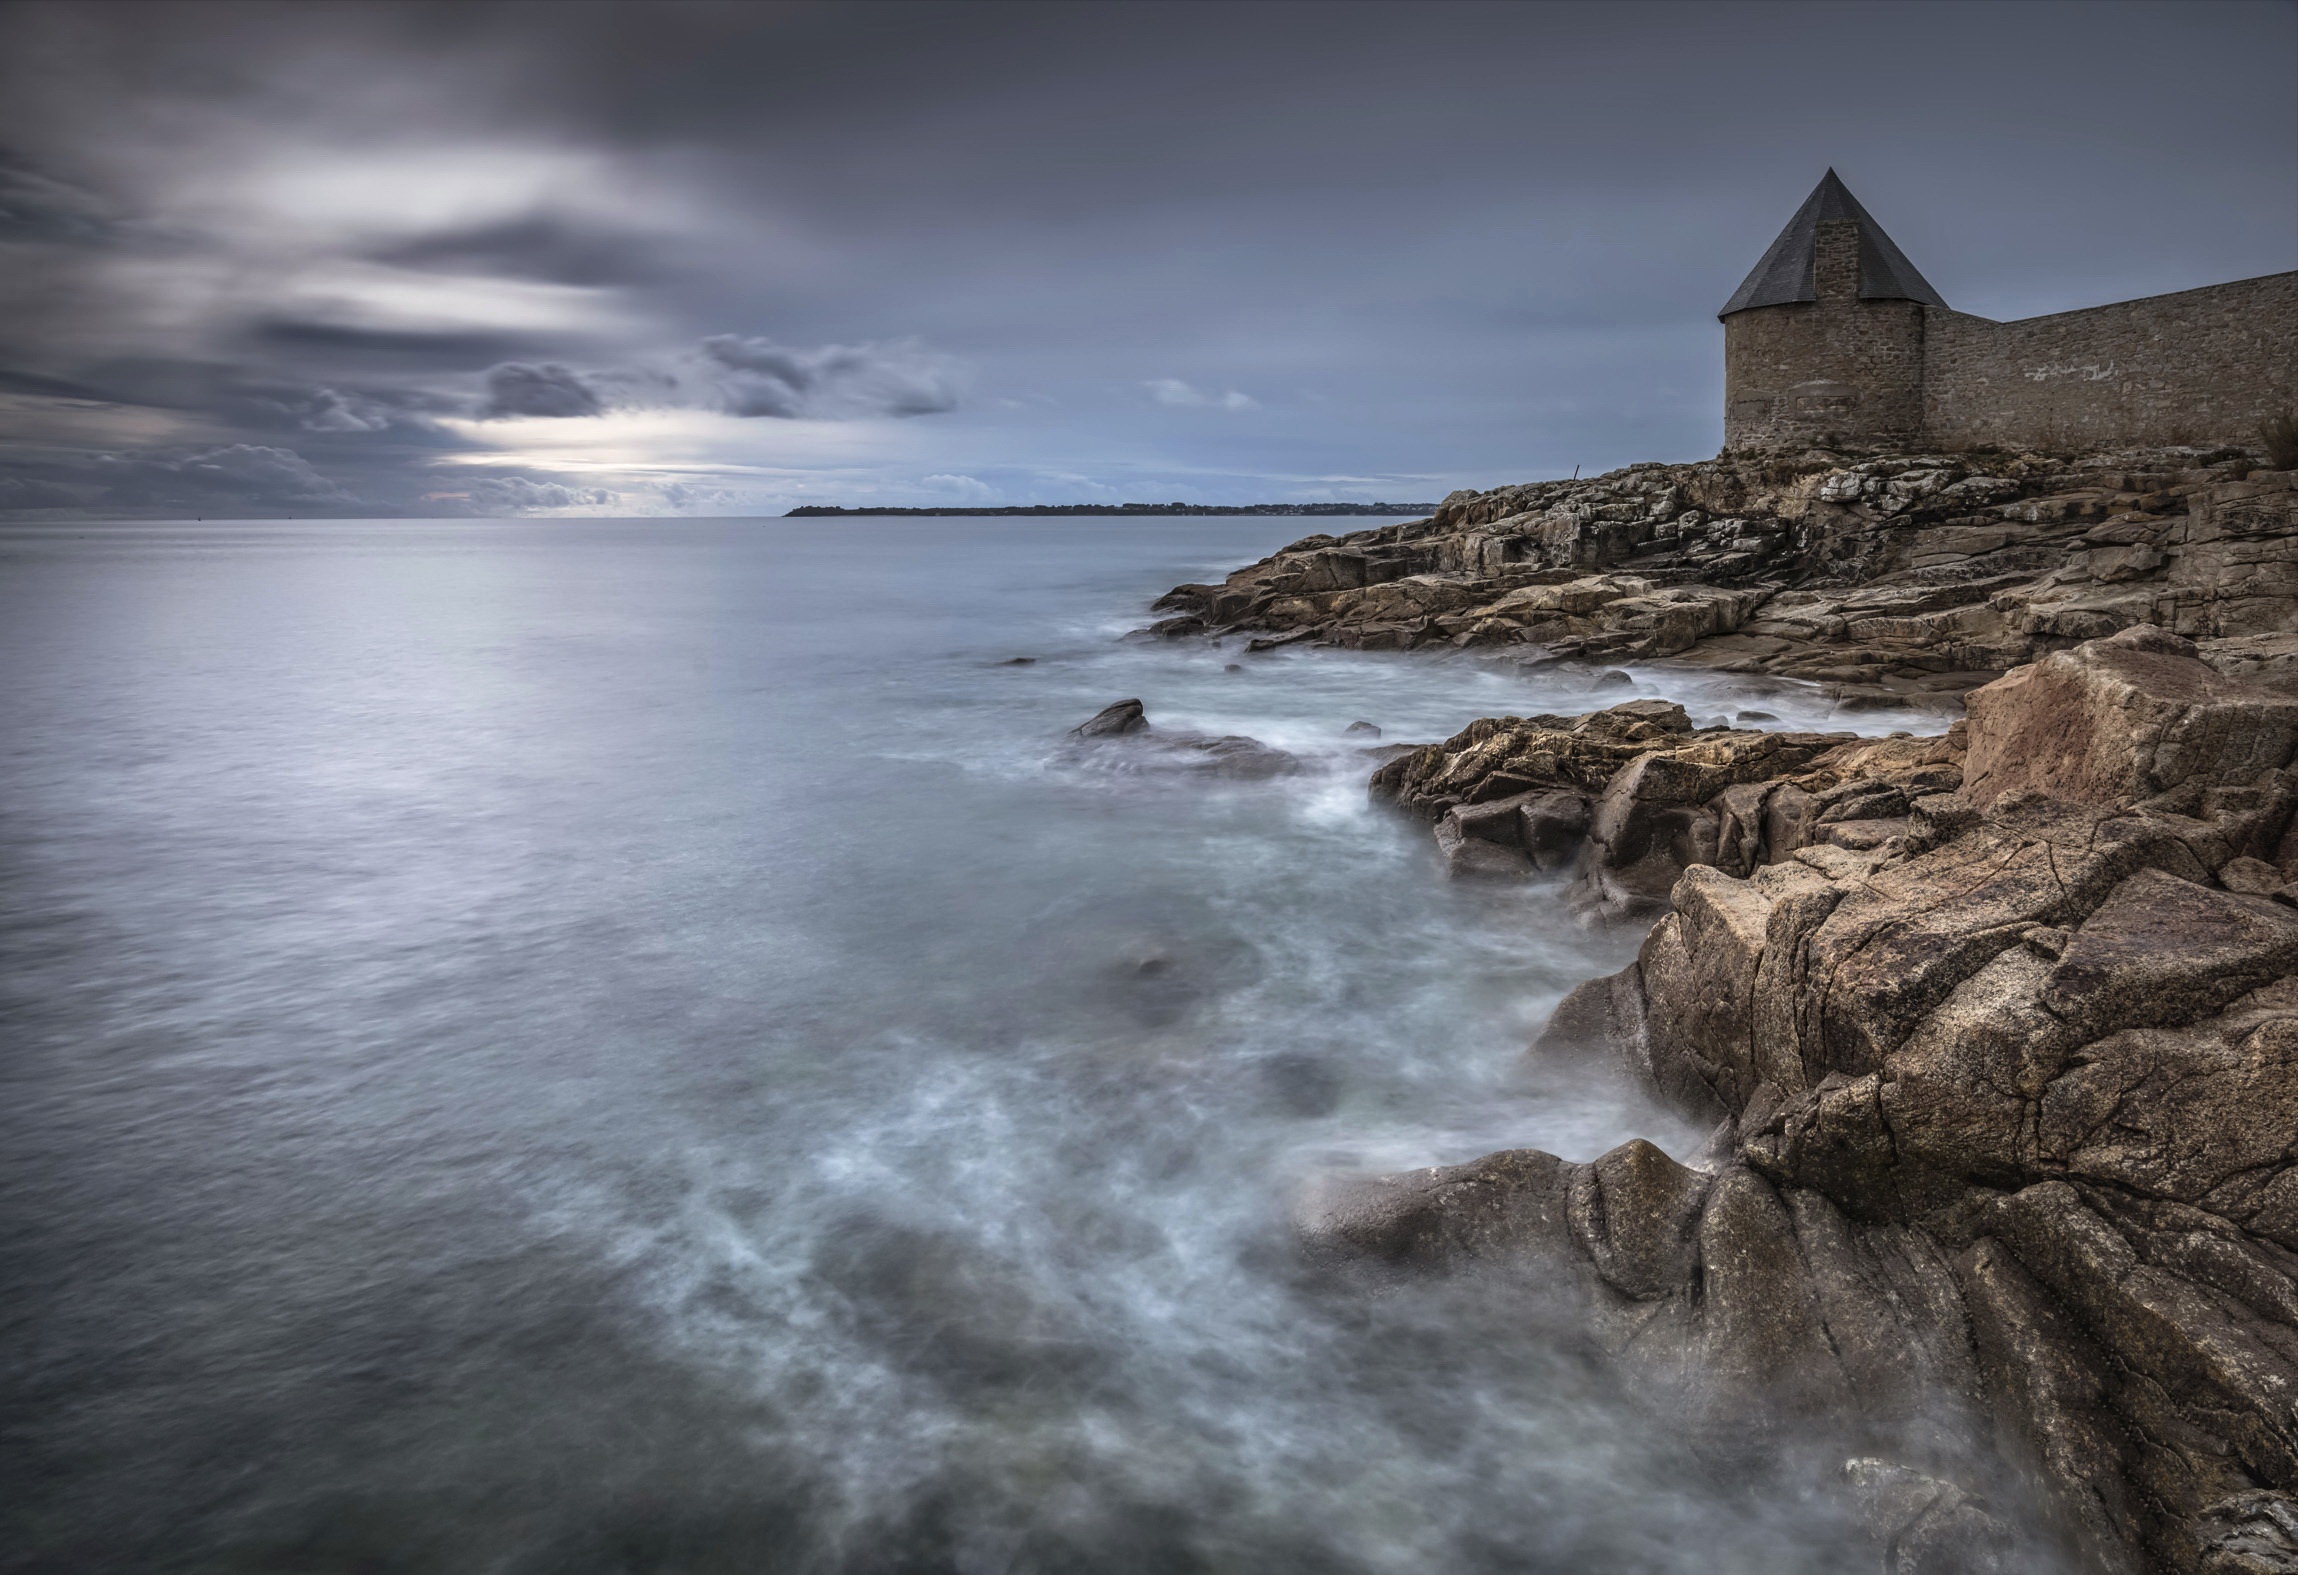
[0,0,2291,518]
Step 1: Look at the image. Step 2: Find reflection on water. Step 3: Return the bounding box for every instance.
[2,517,1949,1572]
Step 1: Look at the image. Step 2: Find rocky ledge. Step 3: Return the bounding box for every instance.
[1308,626,2298,1574]
[1366,695,1960,923]
[1149,445,2298,713]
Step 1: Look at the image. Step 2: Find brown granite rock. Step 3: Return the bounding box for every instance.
[1962,625,2298,811]
[1316,630,2298,1573]
[1378,700,1976,928]
[1148,450,2294,708]
[1368,698,1713,817]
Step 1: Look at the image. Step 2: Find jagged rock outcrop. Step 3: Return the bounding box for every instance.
[1371,695,1964,923]
[1152,448,2295,713]
[1306,628,2298,1574]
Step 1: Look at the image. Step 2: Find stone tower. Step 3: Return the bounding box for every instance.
[1719,170,1947,450]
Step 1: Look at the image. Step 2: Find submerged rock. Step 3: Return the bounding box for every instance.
[1061,699,1298,778]
[1169,733,1299,779]
[1844,1459,2021,1575]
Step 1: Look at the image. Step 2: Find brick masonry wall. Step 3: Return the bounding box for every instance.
[1920,273,2298,451]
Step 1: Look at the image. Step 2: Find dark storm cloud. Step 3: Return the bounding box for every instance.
[49,356,299,421]
[0,0,2289,515]
[0,350,454,441]
[700,335,961,419]
[0,366,114,402]
[478,362,604,419]
[245,320,555,370]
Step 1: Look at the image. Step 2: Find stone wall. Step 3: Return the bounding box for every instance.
[1921,272,2298,451]
[1722,224,1926,449]
[1724,269,2297,455]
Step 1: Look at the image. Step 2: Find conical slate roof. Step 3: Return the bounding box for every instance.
[1718,170,1947,318]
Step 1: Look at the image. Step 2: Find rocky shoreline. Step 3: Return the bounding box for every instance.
[1146,445,2298,715]
[1125,449,2298,1573]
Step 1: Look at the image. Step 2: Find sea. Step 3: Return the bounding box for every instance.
[1,516,1984,1573]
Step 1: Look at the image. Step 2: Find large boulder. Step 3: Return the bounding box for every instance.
[2198,632,2298,694]
[1961,625,2298,811]
[1566,726,1909,923]
[1373,701,1844,903]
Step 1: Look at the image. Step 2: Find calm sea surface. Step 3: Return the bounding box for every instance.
[3,517,1948,1573]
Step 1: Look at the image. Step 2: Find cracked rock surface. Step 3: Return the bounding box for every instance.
[1150,446,2298,716]
[1304,626,2298,1573]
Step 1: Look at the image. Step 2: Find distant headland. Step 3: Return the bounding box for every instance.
[783,502,1438,517]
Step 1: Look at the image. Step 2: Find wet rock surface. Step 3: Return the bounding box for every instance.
[1152,446,2296,715]
[1070,697,1149,737]
[1060,699,1301,777]
[1304,631,2298,1574]
[1371,695,1962,923]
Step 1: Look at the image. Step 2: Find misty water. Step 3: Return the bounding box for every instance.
[3,517,1959,1574]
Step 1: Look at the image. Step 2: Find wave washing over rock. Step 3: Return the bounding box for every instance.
[1150,452,2298,1573]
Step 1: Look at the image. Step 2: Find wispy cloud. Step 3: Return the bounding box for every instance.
[462,474,616,512]
[94,443,351,508]
[923,472,995,500]
[1145,378,1257,411]
[0,148,118,244]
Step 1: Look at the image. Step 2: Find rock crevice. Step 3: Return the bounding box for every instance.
[1307,625,2298,1573]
